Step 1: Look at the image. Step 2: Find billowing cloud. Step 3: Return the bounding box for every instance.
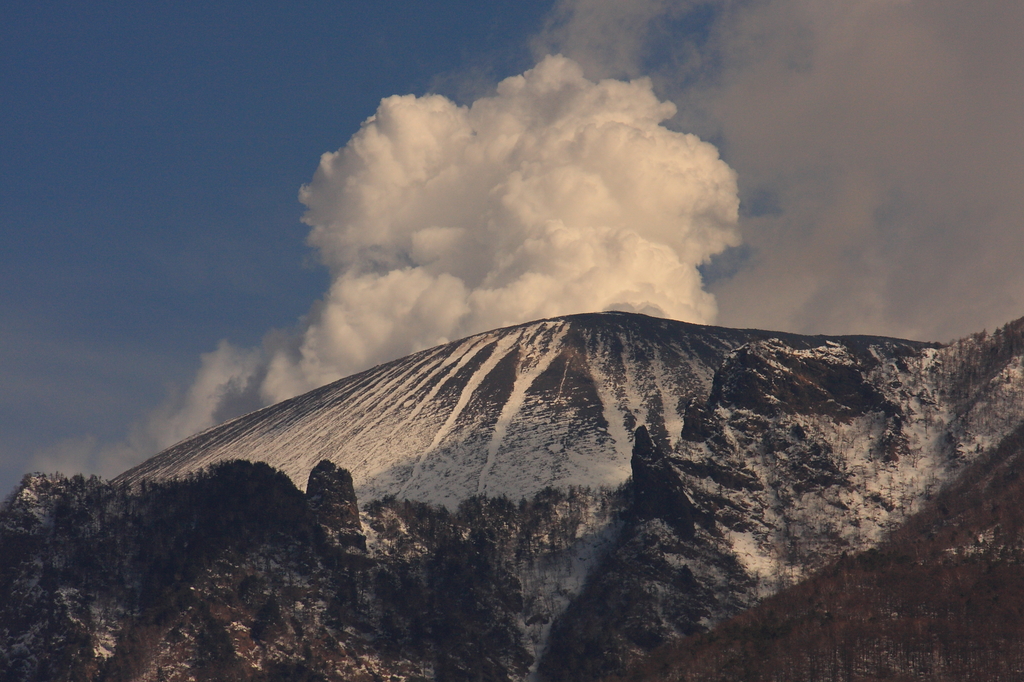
[27,1,1024,486]
[101,54,739,460]
[267,55,738,396]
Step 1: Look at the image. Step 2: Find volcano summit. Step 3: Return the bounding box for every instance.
[118,312,937,506]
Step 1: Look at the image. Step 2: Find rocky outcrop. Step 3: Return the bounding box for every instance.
[538,427,748,682]
[630,426,698,540]
[306,460,365,550]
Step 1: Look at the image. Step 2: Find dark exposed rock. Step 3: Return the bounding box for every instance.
[679,398,717,443]
[306,459,366,551]
[709,340,888,422]
[675,458,764,493]
[630,426,698,540]
[877,415,911,463]
[536,426,753,682]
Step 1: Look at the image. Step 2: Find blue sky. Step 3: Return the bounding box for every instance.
[1,0,552,492]
[3,0,1024,497]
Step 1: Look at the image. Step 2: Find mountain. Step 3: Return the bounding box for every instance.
[4,312,1024,681]
[118,311,944,507]
[117,313,758,506]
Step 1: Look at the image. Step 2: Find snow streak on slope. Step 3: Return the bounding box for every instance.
[118,313,748,506]
[478,325,569,496]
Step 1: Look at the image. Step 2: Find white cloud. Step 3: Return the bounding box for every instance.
[264,54,739,401]
[50,0,1024,481]
[87,54,740,468]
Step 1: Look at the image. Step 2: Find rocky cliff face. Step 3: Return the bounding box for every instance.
[4,313,1024,681]
[306,460,365,551]
[620,422,1024,682]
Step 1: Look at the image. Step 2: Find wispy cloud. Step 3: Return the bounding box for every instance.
[539,0,1024,340]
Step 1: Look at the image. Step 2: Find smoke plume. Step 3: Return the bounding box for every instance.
[116,55,740,456]
[536,0,1024,342]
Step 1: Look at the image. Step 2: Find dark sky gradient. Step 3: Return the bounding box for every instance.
[1,0,551,494]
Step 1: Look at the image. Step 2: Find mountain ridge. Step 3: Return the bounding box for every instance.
[116,311,938,508]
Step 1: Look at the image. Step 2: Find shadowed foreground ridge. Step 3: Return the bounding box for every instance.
[1,460,617,681]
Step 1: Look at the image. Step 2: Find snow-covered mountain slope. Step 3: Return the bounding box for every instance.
[117,313,760,505]
[116,312,1024,591]
[535,319,1024,680]
[118,312,1024,518]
